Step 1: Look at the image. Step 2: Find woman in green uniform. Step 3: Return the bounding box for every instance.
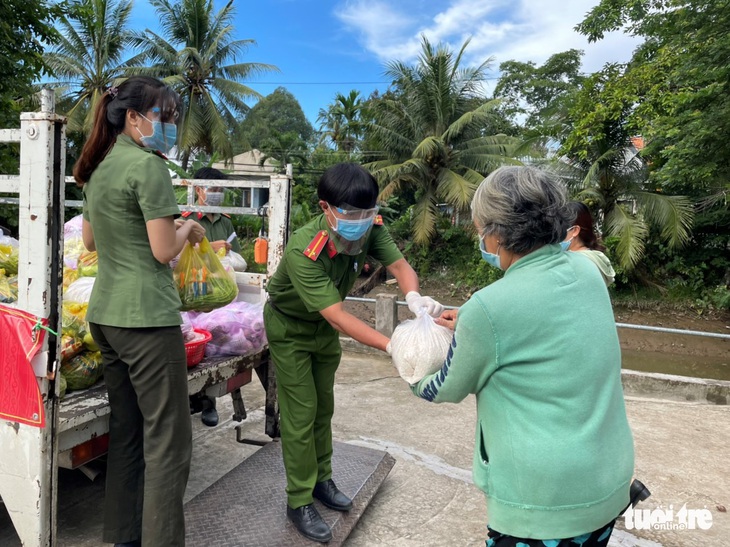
[264,162,443,543]
[73,76,205,547]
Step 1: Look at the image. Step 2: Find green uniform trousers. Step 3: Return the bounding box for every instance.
[90,323,192,547]
[263,303,342,508]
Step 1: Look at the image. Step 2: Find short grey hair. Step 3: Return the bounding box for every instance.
[471,166,572,254]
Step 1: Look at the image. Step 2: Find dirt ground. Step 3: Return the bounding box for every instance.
[344,276,730,359]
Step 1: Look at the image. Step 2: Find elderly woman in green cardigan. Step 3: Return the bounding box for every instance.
[412,166,634,547]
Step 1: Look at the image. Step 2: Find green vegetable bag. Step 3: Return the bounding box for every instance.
[61,351,103,391]
[174,238,238,312]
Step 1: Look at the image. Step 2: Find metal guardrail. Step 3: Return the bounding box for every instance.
[344,296,730,340]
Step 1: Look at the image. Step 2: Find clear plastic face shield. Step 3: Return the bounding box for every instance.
[325,202,379,255]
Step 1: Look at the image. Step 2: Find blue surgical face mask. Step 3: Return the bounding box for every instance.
[334,217,373,241]
[479,238,502,269]
[561,225,579,251]
[136,113,177,154]
[206,191,224,207]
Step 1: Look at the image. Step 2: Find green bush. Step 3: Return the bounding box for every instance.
[389,212,503,291]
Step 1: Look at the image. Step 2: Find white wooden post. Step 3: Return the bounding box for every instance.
[0,89,66,546]
[266,173,291,277]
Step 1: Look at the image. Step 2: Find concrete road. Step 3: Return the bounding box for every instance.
[166,351,730,547]
[3,350,726,546]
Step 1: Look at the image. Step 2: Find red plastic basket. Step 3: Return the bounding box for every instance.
[184,328,212,368]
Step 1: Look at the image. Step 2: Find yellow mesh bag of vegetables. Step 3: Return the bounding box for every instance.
[174,238,238,312]
[0,235,19,275]
[0,269,17,303]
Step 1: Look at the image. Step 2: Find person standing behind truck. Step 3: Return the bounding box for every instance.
[181,167,242,254]
[264,162,444,543]
[180,166,241,427]
[73,76,205,547]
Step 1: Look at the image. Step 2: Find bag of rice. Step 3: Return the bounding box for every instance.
[390,310,453,384]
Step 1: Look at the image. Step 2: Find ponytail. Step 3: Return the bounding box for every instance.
[569,201,605,252]
[73,91,117,185]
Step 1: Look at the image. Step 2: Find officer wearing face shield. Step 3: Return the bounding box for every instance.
[264,162,443,543]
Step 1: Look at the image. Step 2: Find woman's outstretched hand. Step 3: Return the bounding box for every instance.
[434,309,458,330]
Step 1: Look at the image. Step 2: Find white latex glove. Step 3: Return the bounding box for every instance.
[405,291,444,318]
[386,341,392,355]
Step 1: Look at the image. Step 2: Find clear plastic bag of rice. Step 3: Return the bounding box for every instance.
[390,310,453,384]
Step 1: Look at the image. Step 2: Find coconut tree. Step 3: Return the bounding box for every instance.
[317,90,364,156]
[43,0,136,133]
[366,36,521,245]
[129,0,278,169]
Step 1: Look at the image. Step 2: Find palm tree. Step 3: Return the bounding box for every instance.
[559,69,693,270]
[317,90,364,155]
[560,143,693,271]
[44,0,136,133]
[365,36,521,245]
[129,0,278,169]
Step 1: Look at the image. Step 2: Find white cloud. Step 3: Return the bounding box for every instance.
[334,0,423,61]
[334,0,641,82]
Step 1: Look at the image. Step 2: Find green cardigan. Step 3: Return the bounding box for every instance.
[412,245,634,540]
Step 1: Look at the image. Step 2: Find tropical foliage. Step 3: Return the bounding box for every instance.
[558,66,693,270]
[567,0,728,290]
[129,0,278,168]
[317,90,365,156]
[234,87,314,152]
[44,0,136,133]
[0,0,726,304]
[494,49,584,140]
[366,36,521,245]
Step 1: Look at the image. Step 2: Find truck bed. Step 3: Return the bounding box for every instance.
[57,348,273,468]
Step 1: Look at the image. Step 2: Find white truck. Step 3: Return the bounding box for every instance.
[0,91,288,546]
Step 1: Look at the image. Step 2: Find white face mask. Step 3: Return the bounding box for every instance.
[206,191,224,206]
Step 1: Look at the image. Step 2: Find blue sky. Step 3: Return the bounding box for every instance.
[130,0,639,126]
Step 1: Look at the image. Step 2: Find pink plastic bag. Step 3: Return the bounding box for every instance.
[189,302,267,358]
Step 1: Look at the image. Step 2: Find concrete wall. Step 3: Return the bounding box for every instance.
[340,337,730,406]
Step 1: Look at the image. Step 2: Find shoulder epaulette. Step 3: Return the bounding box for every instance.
[303,230,330,261]
[373,215,383,226]
[222,213,231,218]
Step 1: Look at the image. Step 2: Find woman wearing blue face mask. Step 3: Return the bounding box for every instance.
[73,76,205,547]
[263,162,443,542]
[412,167,634,547]
[562,201,616,286]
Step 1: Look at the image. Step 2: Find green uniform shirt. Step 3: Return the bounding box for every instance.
[267,215,403,322]
[82,134,182,328]
[184,212,241,253]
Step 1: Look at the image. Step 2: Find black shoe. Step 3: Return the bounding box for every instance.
[287,504,332,543]
[201,397,219,427]
[629,478,651,507]
[114,541,141,547]
[313,479,352,511]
